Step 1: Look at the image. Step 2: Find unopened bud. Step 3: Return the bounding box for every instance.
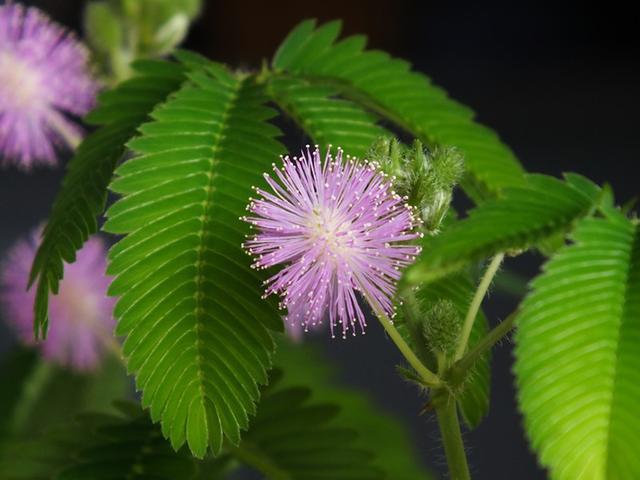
[153,13,190,55]
[367,136,403,176]
[422,299,462,356]
[366,138,464,234]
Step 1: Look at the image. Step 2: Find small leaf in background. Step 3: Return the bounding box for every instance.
[273,339,434,479]
[0,402,195,480]
[515,210,640,480]
[0,376,392,480]
[236,377,385,480]
[0,348,129,440]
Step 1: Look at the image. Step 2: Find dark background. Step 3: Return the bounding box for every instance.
[1,1,639,479]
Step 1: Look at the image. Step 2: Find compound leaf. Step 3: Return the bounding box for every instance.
[515,211,640,480]
[104,64,285,457]
[29,59,187,338]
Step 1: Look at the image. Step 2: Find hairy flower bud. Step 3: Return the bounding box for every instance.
[368,138,464,233]
[422,299,462,356]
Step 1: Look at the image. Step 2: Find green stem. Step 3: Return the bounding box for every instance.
[435,394,471,480]
[454,253,505,361]
[453,311,517,378]
[10,360,54,434]
[375,311,441,387]
[110,47,135,84]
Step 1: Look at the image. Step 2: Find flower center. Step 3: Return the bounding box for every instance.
[308,207,353,258]
[58,279,98,322]
[0,51,43,109]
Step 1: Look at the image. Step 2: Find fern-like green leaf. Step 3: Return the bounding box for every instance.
[273,339,433,479]
[104,64,285,457]
[0,404,197,480]
[406,174,601,284]
[1,385,385,480]
[0,348,128,439]
[237,378,384,480]
[29,59,187,338]
[514,211,640,480]
[273,19,525,199]
[268,76,390,157]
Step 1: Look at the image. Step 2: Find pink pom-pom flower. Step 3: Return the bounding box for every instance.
[0,3,98,170]
[1,229,116,371]
[242,146,422,339]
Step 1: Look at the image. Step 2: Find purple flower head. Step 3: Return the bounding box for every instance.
[0,3,98,170]
[1,228,116,371]
[243,146,422,339]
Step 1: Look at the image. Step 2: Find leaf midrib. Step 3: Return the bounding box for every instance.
[604,223,640,478]
[192,76,243,435]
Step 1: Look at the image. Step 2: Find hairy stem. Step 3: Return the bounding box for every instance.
[454,253,505,361]
[375,311,441,387]
[435,393,471,480]
[453,311,517,377]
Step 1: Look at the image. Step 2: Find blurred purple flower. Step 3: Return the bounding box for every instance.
[1,228,116,371]
[243,146,422,339]
[0,3,98,170]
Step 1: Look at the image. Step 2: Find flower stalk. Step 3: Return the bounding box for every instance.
[454,253,505,361]
[375,310,441,387]
[452,310,517,382]
[434,391,471,480]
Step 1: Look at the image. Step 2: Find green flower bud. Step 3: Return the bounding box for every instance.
[368,136,403,174]
[422,299,462,357]
[153,13,190,55]
[410,143,464,233]
[367,137,464,233]
[84,0,202,83]
[84,2,123,56]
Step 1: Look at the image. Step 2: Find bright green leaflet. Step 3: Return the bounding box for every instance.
[29,59,188,338]
[514,211,640,480]
[104,62,284,458]
[405,173,602,285]
[272,19,526,200]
